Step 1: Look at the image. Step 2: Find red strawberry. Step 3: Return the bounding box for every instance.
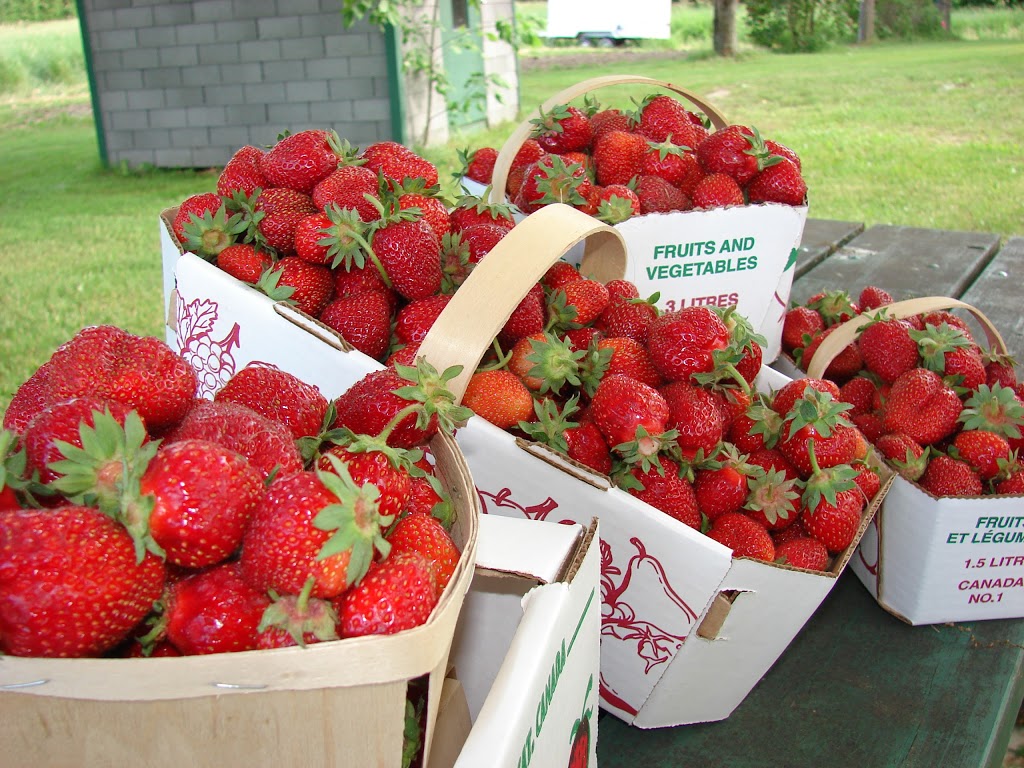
[336,549,438,637]
[165,399,303,480]
[588,374,671,458]
[259,129,342,193]
[744,466,801,531]
[3,361,56,433]
[216,242,273,284]
[696,125,774,186]
[164,561,271,655]
[516,154,592,212]
[590,107,631,138]
[173,192,222,243]
[727,397,783,454]
[782,306,825,355]
[462,370,535,430]
[591,130,647,187]
[707,511,776,562]
[641,140,701,187]
[660,380,726,460]
[647,307,731,382]
[634,174,691,214]
[257,577,340,649]
[593,184,642,224]
[554,278,611,328]
[771,378,842,419]
[913,322,986,390]
[951,429,1011,481]
[449,195,516,233]
[255,186,319,254]
[531,104,593,154]
[806,290,860,326]
[858,285,894,311]
[796,324,862,382]
[875,432,928,481]
[370,217,443,301]
[775,536,829,571]
[266,255,334,317]
[765,139,802,169]
[317,445,412,520]
[599,337,664,388]
[635,94,708,148]
[217,144,268,198]
[919,454,983,497]
[690,172,745,209]
[319,291,394,361]
[801,488,864,553]
[596,294,658,345]
[142,439,264,569]
[214,362,330,441]
[386,512,460,596]
[460,146,499,184]
[882,367,963,446]
[856,317,920,384]
[312,163,382,222]
[626,458,701,529]
[746,158,807,206]
[543,260,582,290]
[394,294,453,347]
[397,189,451,242]
[839,375,879,416]
[777,387,859,476]
[564,421,613,475]
[360,141,438,188]
[694,446,759,521]
[984,353,1018,389]
[498,288,546,347]
[0,505,166,657]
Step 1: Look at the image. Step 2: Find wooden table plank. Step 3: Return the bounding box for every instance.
[795,218,865,279]
[790,225,1001,306]
[596,572,1024,768]
[958,236,1024,365]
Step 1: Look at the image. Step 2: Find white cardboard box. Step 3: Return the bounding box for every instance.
[432,515,602,768]
[160,212,871,727]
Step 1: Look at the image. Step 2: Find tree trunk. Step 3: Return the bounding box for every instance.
[936,0,952,32]
[713,0,737,57]
[858,0,876,43]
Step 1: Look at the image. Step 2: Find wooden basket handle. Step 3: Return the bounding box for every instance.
[417,203,628,401]
[487,74,731,206]
[805,297,1009,380]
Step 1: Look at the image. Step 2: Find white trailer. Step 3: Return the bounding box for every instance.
[543,0,672,46]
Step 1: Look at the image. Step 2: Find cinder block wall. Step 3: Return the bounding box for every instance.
[80,0,394,169]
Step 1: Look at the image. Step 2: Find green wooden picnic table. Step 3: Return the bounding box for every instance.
[596,220,1024,768]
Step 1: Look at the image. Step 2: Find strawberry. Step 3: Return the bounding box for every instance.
[531,104,593,154]
[746,157,807,206]
[544,260,582,290]
[765,139,802,170]
[696,125,776,186]
[336,549,438,637]
[3,360,56,433]
[984,352,1018,389]
[596,293,659,344]
[510,138,545,171]
[694,446,760,521]
[599,336,663,388]
[593,185,641,224]
[641,139,701,187]
[458,146,499,184]
[462,370,535,430]
[172,192,222,243]
[690,172,745,208]
[634,174,691,214]
[856,317,920,384]
[499,287,547,346]
[257,577,340,649]
[994,461,1024,494]
[214,362,330,441]
[449,194,517,233]
[801,487,863,553]
[369,215,443,301]
[660,380,726,460]
[360,141,438,188]
[163,560,271,655]
[775,536,829,571]
[921,310,975,341]
[960,383,1024,441]
[217,144,268,198]
[293,211,339,266]
[165,399,304,480]
[913,322,985,390]
[516,154,592,213]
[318,292,392,361]
[265,255,334,317]
[919,454,983,497]
[396,186,452,242]
[858,285,894,311]
[634,94,708,148]
[624,458,701,529]
[588,374,672,460]
[795,324,862,382]
[771,378,842,419]
[317,444,413,520]
[706,511,776,562]
[312,163,382,222]
[744,466,801,531]
[140,439,264,569]
[0,505,166,657]
[727,397,783,454]
[839,375,880,416]
[386,512,460,596]
[777,387,858,477]
[259,129,342,193]
[459,222,510,264]
[806,290,860,325]
[178,198,248,261]
[552,278,611,328]
[875,432,928,481]
[394,294,453,347]
[241,459,392,599]
[951,429,1011,480]
[882,367,963,446]
[254,186,319,254]
[334,259,397,308]
[647,307,731,382]
[564,421,613,475]
[782,306,825,355]
[0,431,30,509]
[216,242,273,284]
[591,130,647,187]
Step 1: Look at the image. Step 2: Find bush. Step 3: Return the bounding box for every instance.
[0,0,75,23]
[876,0,949,38]
[743,0,859,52]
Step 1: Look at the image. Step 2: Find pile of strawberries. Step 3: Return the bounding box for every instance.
[782,286,1024,496]
[171,128,518,363]
[0,325,471,661]
[431,260,883,571]
[459,91,807,225]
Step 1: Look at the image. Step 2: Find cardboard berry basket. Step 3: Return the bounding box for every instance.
[0,429,478,767]
[803,297,1024,625]
[470,73,810,364]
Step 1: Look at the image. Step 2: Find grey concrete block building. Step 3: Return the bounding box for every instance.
[75,0,519,168]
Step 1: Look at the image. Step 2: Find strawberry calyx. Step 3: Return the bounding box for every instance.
[595,192,637,225]
[529,102,574,139]
[806,290,858,327]
[744,465,800,526]
[742,126,783,172]
[48,409,163,562]
[612,424,681,475]
[784,386,854,440]
[0,429,51,508]
[742,398,784,449]
[388,360,474,439]
[258,576,340,647]
[797,440,859,514]
[451,190,518,222]
[439,231,474,293]
[253,264,297,304]
[317,203,377,271]
[911,321,974,374]
[533,155,589,207]
[517,396,581,455]
[959,383,1024,439]
[647,137,693,159]
[313,453,393,589]
[180,204,248,260]
[223,188,270,253]
[521,333,597,396]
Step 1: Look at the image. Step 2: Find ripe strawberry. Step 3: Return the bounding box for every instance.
[596,294,659,344]
[913,322,985,390]
[660,380,726,460]
[509,138,545,175]
[543,260,581,290]
[317,444,413,520]
[164,560,271,655]
[634,174,691,214]
[744,466,801,531]
[782,306,825,355]
[397,188,451,242]
[590,106,631,138]
[707,511,776,562]
[775,536,829,571]
[858,285,894,311]
[165,399,303,480]
[259,129,342,193]
[499,287,547,346]
[449,194,517,233]
[690,172,745,209]
[875,432,928,481]
[625,458,701,529]
[216,242,273,284]
[334,259,397,307]
[634,94,708,148]
[696,125,775,186]
[806,290,860,326]
[318,292,392,361]
[921,310,975,341]
[951,429,1011,480]
[728,397,783,455]
[3,361,55,433]
[882,367,963,446]
[370,217,443,301]
[386,512,460,596]
[336,549,438,637]
[459,146,499,184]
[0,505,166,657]
[217,144,268,197]
[360,141,439,188]
[172,192,222,243]
[994,460,1024,494]
[394,294,453,347]
[266,255,334,317]
[214,362,330,441]
[599,336,663,388]
[462,370,535,430]
[795,324,862,382]
[765,139,802,169]
[516,154,592,212]
[553,278,611,328]
[984,352,1018,389]
[531,103,593,154]
[257,577,340,649]
[564,420,613,475]
[856,317,920,384]
[312,163,382,222]
[641,140,700,187]
[771,378,842,419]
[694,446,760,521]
[839,375,879,416]
[459,222,509,264]
[593,184,641,224]
[777,387,859,476]
[255,186,319,254]
[919,454,983,497]
[801,488,864,553]
[591,130,648,187]
[589,374,671,459]
[647,307,731,382]
[746,158,807,206]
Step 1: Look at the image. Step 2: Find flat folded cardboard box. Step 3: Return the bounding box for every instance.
[431,514,602,768]
[0,431,479,768]
[158,209,876,727]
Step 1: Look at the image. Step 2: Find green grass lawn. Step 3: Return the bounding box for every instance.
[1,13,1023,418]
